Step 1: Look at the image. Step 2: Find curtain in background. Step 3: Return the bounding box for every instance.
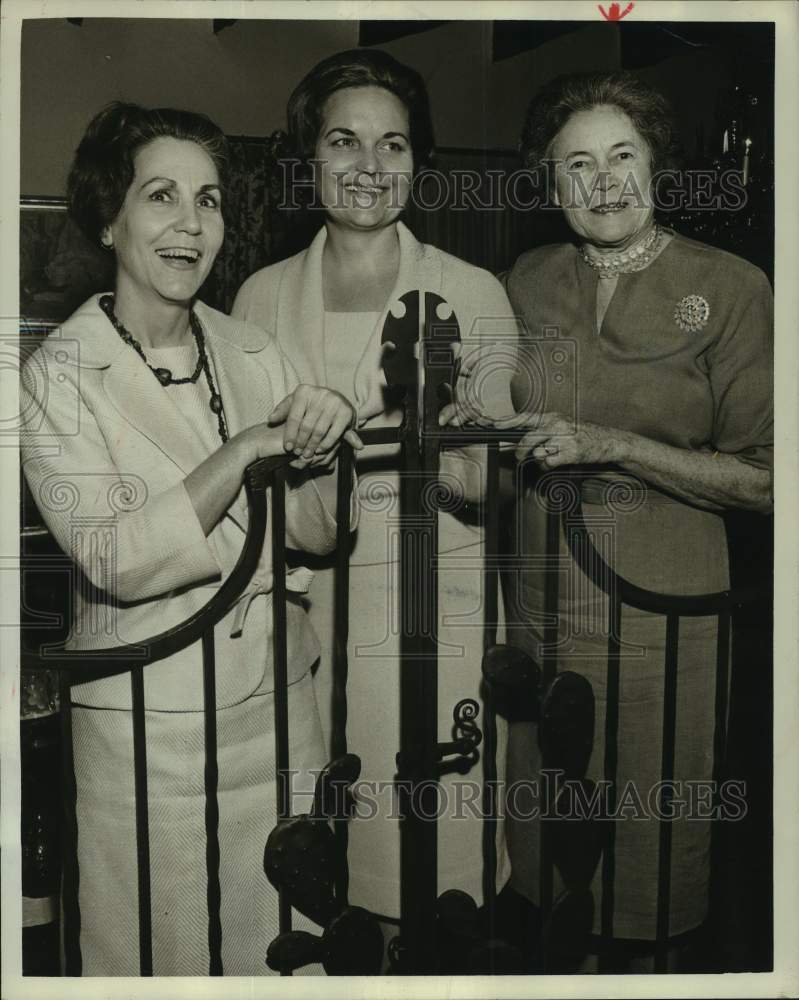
[202,132,308,313]
[404,150,572,278]
[406,151,531,277]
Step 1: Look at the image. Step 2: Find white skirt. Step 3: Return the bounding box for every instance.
[71,671,326,976]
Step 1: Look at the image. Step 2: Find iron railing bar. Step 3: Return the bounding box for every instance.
[331,446,353,760]
[271,467,293,959]
[655,614,680,971]
[130,667,153,976]
[201,628,223,975]
[398,401,439,973]
[483,443,501,648]
[538,499,561,949]
[542,502,560,690]
[58,671,81,975]
[712,612,732,790]
[356,425,407,446]
[481,442,501,941]
[412,327,449,973]
[435,429,529,448]
[598,592,622,971]
[565,494,759,615]
[22,458,279,680]
[709,610,732,967]
[332,446,354,905]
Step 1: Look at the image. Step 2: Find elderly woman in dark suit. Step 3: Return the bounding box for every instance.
[492,72,772,969]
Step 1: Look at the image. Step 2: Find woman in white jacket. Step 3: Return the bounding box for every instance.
[233,49,519,930]
[20,102,360,975]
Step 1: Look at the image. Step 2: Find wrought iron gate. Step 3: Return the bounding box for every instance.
[20,294,756,976]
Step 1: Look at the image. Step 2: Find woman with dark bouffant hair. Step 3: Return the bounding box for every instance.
[494,71,772,969]
[285,46,435,170]
[233,49,518,938]
[21,101,361,975]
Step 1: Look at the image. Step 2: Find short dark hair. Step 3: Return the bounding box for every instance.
[67,102,230,244]
[519,71,683,188]
[287,48,435,169]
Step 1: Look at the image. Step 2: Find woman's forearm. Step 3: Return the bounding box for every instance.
[514,413,772,514]
[613,429,772,514]
[183,434,258,535]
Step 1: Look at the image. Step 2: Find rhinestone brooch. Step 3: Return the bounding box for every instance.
[674,294,710,333]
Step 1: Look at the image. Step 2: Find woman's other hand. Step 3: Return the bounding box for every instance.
[437,379,495,429]
[268,385,363,465]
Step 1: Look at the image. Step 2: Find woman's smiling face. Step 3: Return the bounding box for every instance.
[313,85,413,232]
[105,136,224,308]
[551,104,655,249]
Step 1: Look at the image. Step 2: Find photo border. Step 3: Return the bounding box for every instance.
[2,3,796,999]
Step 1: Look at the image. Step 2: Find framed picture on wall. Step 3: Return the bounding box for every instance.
[19,197,113,328]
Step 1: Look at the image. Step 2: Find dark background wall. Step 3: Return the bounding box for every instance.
[21,18,770,194]
[20,17,775,291]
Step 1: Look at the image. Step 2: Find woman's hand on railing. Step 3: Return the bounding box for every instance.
[493,411,618,469]
[437,383,495,429]
[267,386,364,469]
[235,423,293,462]
[496,411,772,513]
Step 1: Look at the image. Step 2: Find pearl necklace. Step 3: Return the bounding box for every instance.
[99,294,229,443]
[578,224,664,279]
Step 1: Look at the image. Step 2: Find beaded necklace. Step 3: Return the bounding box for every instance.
[99,293,229,443]
[577,223,664,279]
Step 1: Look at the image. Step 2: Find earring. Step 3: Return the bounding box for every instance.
[100,229,114,251]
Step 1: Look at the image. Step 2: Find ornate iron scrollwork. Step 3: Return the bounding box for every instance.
[435,698,483,777]
[263,755,384,975]
[394,698,484,779]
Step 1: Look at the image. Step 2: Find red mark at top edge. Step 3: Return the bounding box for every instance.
[599,2,635,20]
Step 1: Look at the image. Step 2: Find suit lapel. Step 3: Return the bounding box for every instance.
[100,304,278,534]
[350,222,445,416]
[277,227,328,385]
[273,222,445,420]
[201,314,280,531]
[203,318,276,434]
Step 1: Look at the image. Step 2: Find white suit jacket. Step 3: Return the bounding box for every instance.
[21,295,350,711]
[233,221,519,428]
[232,221,519,515]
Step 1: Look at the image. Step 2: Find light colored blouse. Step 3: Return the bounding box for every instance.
[146,344,219,450]
[322,312,381,404]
